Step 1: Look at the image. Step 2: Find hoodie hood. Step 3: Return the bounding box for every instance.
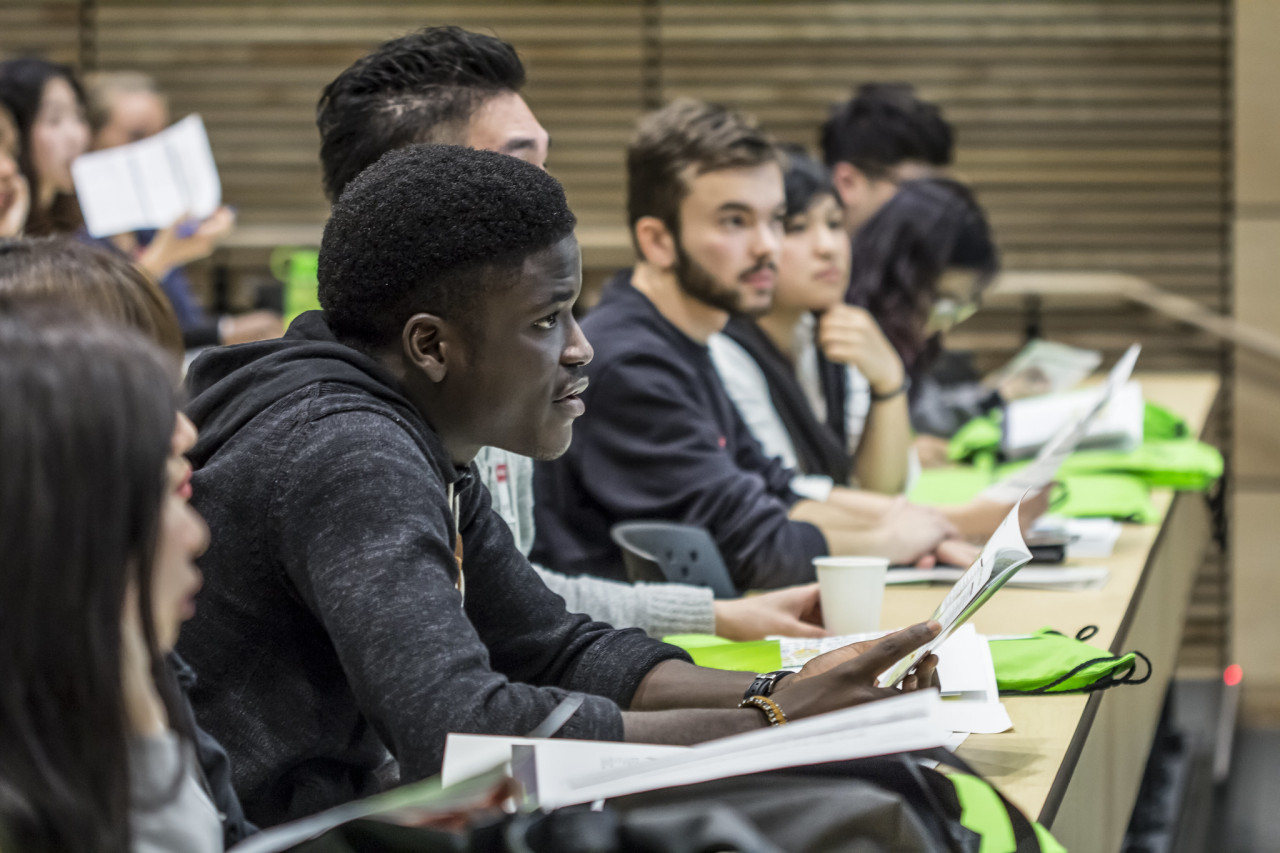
[185,311,424,468]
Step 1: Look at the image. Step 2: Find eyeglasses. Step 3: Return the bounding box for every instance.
[928,296,979,330]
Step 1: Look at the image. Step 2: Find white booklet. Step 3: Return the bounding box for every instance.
[519,690,949,810]
[981,344,1141,503]
[879,500,1033,688]
[72,114,222,237]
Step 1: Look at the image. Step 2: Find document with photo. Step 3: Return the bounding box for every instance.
[72,114,222,238]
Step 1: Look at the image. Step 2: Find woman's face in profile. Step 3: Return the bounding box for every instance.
[150,413,208,652]
[774,193,850,314]
[30,76,89,197]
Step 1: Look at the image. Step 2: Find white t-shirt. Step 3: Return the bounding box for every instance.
[710,315,915,500]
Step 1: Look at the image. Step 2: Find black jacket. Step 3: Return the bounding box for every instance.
[532,275,828,589]
[177,311,687,827]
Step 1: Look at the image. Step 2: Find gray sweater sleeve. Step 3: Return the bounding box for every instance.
[128,734,222,853]
[532,566,716,638]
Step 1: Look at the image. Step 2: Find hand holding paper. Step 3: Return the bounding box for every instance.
[880,498,1034,687]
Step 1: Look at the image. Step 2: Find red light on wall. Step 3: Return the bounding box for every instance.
[1224,664,1243,687]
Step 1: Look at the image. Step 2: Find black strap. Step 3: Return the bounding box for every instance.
[721,317,852,484]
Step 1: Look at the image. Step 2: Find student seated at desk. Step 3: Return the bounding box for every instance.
[0,311,225,853]
[83,70,281,349]
[532,100,987,591]
[314,25,825,641]
[710,146,917,499]
[176,144,942,827]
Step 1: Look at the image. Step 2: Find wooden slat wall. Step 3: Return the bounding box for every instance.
[91,2,645,232]
[658,0,1231,371]
[0,0,80,65]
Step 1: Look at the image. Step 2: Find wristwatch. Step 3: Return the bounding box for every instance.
[743,670,795,702]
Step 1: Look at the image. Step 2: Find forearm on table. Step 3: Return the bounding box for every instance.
[622,707,765,744]
[852,397,912,494]
[787,499,889,556]
[627,659,754,711]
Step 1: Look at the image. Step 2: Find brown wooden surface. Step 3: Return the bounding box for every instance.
[881,372,1220,850]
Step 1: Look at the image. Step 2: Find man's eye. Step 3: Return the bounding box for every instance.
[722,215,747,228]
[533,313,559,330]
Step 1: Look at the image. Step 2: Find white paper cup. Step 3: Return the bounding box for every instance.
[814,556,890,635]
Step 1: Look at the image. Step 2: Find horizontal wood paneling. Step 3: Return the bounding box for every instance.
[0,0,79,65]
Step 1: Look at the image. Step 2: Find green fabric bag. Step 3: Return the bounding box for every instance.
[1040,472,1158,523]
[1144,401,1191,440]
[990,626,1151,694]
[947,401,1191,463]
[908,466,993,506]
[1054,439,1223,491]
[662,634,783,672]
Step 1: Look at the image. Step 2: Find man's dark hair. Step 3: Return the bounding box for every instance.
[779,144,840,219]
[626,98,779,255]
[319,144,576,348]
[316,26,526,201]
[820,83,953,178]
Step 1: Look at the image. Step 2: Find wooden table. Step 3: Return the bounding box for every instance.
[881,372,1220,852]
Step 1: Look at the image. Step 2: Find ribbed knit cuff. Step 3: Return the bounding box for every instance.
[635,582,716,638]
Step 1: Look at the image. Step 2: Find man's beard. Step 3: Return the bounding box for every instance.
[673,239,772,319]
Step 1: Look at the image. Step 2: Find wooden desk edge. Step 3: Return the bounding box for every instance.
[1035,381,1223,826]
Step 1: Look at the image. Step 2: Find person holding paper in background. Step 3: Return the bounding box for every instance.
[85,71,282,347]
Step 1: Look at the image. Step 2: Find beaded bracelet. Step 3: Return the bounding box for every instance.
[740,694,789,726]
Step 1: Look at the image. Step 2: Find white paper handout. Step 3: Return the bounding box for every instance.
[981,344,1141,503]
[879,500,1033,688]
[520,690,949,810]
[885,565,1109,591]
[987,339,1102,396]
[72,114,222,238]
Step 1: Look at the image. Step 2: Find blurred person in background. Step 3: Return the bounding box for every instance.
[0,58,89,237]
[820,82,952,232]
[0,102,29,237]
[845,177,1008,451]
[85,70,281,347]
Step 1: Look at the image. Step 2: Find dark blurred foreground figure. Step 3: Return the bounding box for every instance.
[0,236,257,849]
[0,311,222,853]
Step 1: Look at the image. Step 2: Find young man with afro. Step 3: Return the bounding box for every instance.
[313,25,828,642]
[177,144,940,827]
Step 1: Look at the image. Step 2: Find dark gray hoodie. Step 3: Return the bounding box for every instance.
[177,311,687,827]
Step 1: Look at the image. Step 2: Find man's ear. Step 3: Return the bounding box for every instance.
[830,161,862,209]
[402,313,453,383]
[633,216,677,270]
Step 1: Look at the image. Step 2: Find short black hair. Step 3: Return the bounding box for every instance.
[779,144,840,219]
[316,26,526,201]
[319,144,576,348]
[820,83,953,178]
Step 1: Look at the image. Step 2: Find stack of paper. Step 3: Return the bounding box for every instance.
[505,690,950,810]
[774,625,1012,736]
[885,565,1109,591]
[982,344,1141,504]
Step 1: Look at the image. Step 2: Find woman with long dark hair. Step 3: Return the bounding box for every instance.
[844,177,1004,446]
[0,311,220,853]
[0,58,90,237]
